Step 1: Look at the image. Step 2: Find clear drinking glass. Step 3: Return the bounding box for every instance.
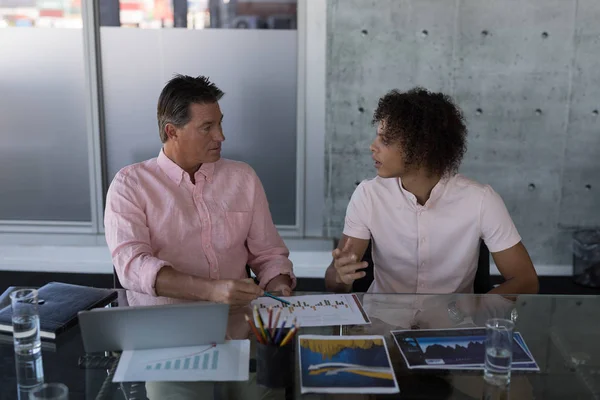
[29,383,69,400]
[482,379,511,400]
[10,289,41,355]
[484,318,514,385]
[15,351,44,391]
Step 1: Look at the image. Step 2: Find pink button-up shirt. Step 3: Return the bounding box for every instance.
[344,174,521,294]
[105,150,295,306]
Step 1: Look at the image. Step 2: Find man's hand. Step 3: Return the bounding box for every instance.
[208,278,264,306]
[333,239,368,286]
[265,274,293,296]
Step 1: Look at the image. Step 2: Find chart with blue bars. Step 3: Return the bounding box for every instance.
[145,348,219,371]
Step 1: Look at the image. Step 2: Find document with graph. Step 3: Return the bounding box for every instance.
[391,328,539,371]
[251,294,371,327]
[113,340,250,382]
[299,335,399,394]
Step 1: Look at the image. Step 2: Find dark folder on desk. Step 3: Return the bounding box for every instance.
[0,282,117,340]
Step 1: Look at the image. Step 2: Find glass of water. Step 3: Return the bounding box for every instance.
[10,289,41,355]
[29,383,69,400]
[484,318,514,386]
[15,351,45,392]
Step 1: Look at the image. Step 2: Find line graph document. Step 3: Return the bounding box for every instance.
[113,340,250,382]
[252,294,371,328]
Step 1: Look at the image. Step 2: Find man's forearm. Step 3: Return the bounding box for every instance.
[488,275,539,295]
[154,265,214,301]
[325,264,352,293]
[265,274,293,290]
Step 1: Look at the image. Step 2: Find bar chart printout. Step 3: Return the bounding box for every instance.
[113,340,250,382]
[144,349,219,371]
[251,294,371,328]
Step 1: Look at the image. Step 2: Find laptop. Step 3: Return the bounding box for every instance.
[78,302,229,352]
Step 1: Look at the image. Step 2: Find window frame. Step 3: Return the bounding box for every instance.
[0,0,327,242]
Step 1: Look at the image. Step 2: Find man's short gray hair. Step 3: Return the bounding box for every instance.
[157,74,224,143]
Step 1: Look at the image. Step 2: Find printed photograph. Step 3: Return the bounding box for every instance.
[392,328,536,368]
[414,335,485,365]
[299,335,398,393]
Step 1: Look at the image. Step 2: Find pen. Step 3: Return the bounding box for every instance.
[263,291,291,305]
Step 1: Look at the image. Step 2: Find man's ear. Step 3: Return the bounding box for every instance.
[165,124,178,141]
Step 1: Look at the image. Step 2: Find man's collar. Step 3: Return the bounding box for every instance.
[157,149,184,185]
[398,174,452,207]
[157,149,216,185]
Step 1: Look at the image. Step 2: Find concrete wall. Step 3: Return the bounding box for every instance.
[325,0,600,266]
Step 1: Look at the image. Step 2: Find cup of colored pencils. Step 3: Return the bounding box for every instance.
[245,305,299,388]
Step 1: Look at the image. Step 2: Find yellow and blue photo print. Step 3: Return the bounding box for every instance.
[298,335,399,394]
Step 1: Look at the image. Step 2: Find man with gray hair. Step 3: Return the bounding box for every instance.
[105,74,295,308]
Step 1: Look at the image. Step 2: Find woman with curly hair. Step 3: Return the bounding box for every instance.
[325,88,538,296]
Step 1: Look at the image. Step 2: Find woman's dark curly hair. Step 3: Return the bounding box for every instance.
[372,87,467,176]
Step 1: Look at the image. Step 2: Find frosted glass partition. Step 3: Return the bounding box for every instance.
[101,28,297,226]
[0,29,91,222]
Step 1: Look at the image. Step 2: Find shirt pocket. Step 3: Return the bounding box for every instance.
[225,211,252,248]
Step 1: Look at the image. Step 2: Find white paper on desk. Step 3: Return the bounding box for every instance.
[113,340,250,382]
[251,294,371,328]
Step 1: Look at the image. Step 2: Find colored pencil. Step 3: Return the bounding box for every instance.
[279,325,299,347]
[253,306,268,343]
[270,308,282,336]
[263,292,291,305]
[273,318,287,345]
[244,314,265,344]
[267,306,273,332]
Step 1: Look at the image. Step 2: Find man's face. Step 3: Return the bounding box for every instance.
[169,102,225,166]
[370,121,406,178]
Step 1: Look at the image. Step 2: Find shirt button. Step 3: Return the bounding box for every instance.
[204,244,210,249]
[421,237,426,244]
[420,262,425,267]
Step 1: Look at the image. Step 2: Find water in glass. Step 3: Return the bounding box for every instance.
[485,347,512,378]
[12,315,42,355]
[484,318,514,385]
[15,351,44,390]
[11,289,42,355]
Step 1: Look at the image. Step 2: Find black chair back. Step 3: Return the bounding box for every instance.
[113,266,123,289]
[474,241,491,293]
